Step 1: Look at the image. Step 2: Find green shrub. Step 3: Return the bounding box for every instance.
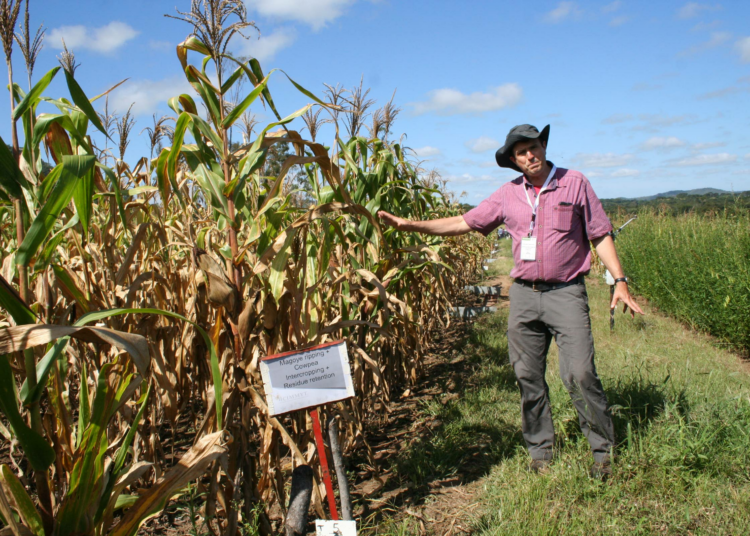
[614,205,750,352]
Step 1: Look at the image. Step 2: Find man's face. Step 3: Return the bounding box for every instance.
[509,139,547,176]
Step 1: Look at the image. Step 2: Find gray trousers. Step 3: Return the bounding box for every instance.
[508,281,614,463]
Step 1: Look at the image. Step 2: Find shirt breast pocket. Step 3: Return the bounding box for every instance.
[553,205,576,231]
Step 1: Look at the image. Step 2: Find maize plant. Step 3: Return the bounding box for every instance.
[0,1,489,534]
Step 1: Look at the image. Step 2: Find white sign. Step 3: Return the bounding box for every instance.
[260,341,355,416]
[315,520,357,536]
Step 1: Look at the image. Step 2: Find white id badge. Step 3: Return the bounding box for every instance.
[520,237,537,261]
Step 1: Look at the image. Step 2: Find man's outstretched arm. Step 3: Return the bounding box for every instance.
[377,211,473,236]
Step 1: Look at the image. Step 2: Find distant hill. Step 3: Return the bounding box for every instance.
[605,188,742,201]
[602,189,749,216]
[635,188,736,200]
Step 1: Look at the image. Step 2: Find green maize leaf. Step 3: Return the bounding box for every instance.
[34,214,78,272]
[1,465,45,536]
[189,113,224,153]
[113,495,139,511]
[69,109,89,138]
[220,64,245,94]
[168,94,198,115]
[0,275,37,325]
[249,59,283,122]
[167,112,191,187]
[97,164,129,232]
[183,66,221,125]
[64,69,109,139]
[94,385,150,526]
[20,337,67,404]
[193,164,231,221]
[52,264,91,312]
[12,66,60,121]
[76,360,90,448]
[154,147,170,206]
[180,35,211,57]
[221,70,273,129]
[0,355,55,471]
[0,134,29,198]
[17,155,95,268]
[38,163,63,203]
[33,113,91,153]
[187,64,220,94]
[73,155,96,236]
[57,360,121,536]
[231,148,268,202]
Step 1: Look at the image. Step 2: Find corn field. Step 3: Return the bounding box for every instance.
[0,1,488,534]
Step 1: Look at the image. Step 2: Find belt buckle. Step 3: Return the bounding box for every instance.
[532,282,540,292]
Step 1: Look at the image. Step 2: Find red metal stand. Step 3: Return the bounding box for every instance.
[310,408,339,520]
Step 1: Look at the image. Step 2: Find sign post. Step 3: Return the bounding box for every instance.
[260,341,357,532]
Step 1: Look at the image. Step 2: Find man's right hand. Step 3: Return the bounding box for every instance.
[378,211,408,230]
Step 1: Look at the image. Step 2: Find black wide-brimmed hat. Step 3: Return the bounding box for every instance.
[495,124,550,172]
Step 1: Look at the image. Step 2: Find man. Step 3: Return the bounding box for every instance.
[378,124,644,480]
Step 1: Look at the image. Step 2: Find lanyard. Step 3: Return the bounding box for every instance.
[523,165,557,237]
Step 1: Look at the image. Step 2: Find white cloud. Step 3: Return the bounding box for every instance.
[575,152,635,168]
[745,153,750,160]
[49,22,139,53]
[246,0,355,30]
[677,2,722,19]
[692,141,726,151]
[108,76,192,117]
[673,153,737,166]
[544,2,582,24]
[640,136,686,150]
[610,168,640,177]
[412,146,442,158]
[602,1,621,13]
[736,36,750,63]
[465,136,500,153]
[410,84,522,116]
[234,27,296,61]
[679,31,732,56]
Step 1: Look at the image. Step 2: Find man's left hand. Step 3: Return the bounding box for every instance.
[611,282,644,318]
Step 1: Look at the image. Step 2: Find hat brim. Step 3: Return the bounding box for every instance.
[495,124,550,172]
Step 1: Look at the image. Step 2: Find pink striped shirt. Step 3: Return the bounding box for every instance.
[463,165,612,283]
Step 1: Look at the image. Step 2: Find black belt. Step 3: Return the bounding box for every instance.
[514,274,585,292]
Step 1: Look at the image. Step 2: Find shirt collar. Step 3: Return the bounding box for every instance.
[523,162,558,189]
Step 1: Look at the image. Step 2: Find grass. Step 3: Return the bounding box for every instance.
[376,250,750,535]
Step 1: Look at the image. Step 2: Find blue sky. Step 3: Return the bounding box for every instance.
[2,0,749,202]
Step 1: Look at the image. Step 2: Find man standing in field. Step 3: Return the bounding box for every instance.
[378,124,644,480]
